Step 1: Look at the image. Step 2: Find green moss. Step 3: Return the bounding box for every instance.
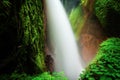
[94,0,120,37]
[0,72,68,80]
[94,0,120,27]
[18,0,46,74]
[69,4,84,40]
[80,38,120,80]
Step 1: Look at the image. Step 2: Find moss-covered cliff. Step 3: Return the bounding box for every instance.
[0,0,69,79]
[80,38,120,80]
[0,0,46,77]
[94,0,120,37]
[18,0,46,74]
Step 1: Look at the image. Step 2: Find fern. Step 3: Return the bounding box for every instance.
[80,38,120,80]
[0,72,68,80]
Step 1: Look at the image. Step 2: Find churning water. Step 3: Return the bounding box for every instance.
[45,0,84,79]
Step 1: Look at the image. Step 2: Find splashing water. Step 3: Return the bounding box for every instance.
[45,0,84,80]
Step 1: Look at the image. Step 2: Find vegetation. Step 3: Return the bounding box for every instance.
[80,38,120,80]
[0,72,68,80]
[94,0,120,26]
[0,0,45,77]
[94,0,120,37]
[1,0,120,79]
[69,0,96,40]
[18,0,46,74]
[0,0,69,79]
[69,4,84,40]
[69,0,120,38]
[0,0,46,74]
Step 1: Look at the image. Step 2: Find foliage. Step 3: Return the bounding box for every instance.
[0,0,46,74]
[32,72,68,80]
[94,0,120,27]
[0,0,11,16]
[80,38,120,80]
[18,0,46,73]
[81,0,89,7]
[94,0,120,37]
[0,72,68,80]
[69,4,84,40]
[0,0,68,80]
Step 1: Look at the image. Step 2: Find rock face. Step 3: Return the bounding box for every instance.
[0,0,46,75]
[79,15,106,64]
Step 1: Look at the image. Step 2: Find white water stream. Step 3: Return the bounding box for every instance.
[45,0,84,80]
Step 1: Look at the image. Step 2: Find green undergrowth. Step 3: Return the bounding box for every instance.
[0,72,68,80]
[80,38,120,80]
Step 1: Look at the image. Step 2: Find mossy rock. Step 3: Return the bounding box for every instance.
[94,0,120,37]
[80,38,120,80]
[0,0,46,75]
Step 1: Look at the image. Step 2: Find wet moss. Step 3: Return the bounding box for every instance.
[18,0,46,74]
[94,0,120,37]
[0,0,46,75]
[80,38,120,80]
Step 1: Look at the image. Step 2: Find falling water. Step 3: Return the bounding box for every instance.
[45,0,84,80]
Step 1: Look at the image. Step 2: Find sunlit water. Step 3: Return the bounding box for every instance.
[45,0,84,79]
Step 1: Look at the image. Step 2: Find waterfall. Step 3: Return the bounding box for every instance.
[45,0,84,79]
